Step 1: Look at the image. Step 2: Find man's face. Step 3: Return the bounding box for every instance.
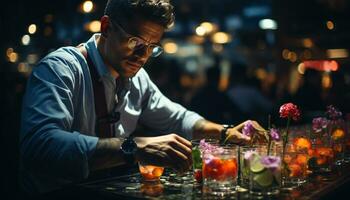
[104,16,165,78]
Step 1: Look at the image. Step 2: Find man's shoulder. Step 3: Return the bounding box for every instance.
[36,47,85,75]
[41,46,83,65]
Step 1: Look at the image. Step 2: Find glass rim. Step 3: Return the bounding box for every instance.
[190,138,220,146]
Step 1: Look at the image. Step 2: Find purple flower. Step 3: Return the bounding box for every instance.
[260,156,281,169]
[244,150,257,160]
[312,117,329,133]
[199,139,223,159]
[326,105,342,120]
[242,120,256,136]
[270,128,280,141]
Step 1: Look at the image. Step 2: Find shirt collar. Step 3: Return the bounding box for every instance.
[84,33,132,92]
[84,34,110,79]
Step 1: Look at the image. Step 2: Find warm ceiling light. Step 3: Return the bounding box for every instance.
[163,41,178,54]
[82,1,94,13]
[28,24,37,34]
[326,20,334,30]
[327,49,348,59]
[211,32,232,44]
[200,22,214,34]
[86,20,101,32]
[195,26,206,36]
[9,52,18,63]
[302,38,313,48]
[21,35,31,45]
[297,63,306,74]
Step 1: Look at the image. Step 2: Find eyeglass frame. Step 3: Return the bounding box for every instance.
[109,19,164,57]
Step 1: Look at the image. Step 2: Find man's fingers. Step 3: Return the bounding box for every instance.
[170,140,192,166]
[226,130,251,144]
[251,121,267,132]
[167,147,191,172]
[234,121,246,130]
[173,134,192,149]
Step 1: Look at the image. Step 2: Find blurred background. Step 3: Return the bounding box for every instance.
[1,0,350,197]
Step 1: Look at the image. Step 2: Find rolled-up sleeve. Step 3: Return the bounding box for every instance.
[20,57,98,181]
[138,72,203,139]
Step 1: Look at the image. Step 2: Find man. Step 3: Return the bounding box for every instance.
[20,0,263,194]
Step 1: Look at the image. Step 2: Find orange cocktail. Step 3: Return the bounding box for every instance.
[330,127,346,165]
[283,138,311,184]
[311,147,334,172]
[139,164,164,181]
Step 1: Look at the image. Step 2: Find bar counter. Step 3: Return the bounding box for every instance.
[43,162,350,200]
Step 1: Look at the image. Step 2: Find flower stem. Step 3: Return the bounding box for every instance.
[267,114,272,155]
[268,136,271,155]
[282,116,291,162]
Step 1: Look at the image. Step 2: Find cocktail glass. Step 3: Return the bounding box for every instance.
[202,146,238,195]
[329,119,346,165]
[248,150,282,196]
[138,163,164,182]
[239,145,267,192]
[282,141,309,186]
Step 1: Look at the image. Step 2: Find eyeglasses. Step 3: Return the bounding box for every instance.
[110,20,163,57]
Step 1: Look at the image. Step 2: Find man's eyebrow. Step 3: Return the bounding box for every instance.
[132,25,163,42]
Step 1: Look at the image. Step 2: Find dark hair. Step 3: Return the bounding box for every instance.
[104,0,175,29]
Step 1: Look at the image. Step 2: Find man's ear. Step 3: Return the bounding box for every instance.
[100,15,110,38]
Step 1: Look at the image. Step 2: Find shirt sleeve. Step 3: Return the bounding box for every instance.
[138,71,204,139]
[20,56,98,181]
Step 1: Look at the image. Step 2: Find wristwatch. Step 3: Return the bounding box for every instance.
[120,136,138,165]
[220,124,234,144]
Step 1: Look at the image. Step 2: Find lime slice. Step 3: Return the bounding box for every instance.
[253,170,274,187]
[250,156,265,173]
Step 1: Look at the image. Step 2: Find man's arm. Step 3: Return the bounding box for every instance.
[88,138,125,171]
[20,59,99,181]
[192,119,257,144]
[192,119,222,140]
[88,134,192,173]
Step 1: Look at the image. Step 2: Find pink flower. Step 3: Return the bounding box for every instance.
[261,156,281,169]
[199,139,223,160]
[326,105,342,120]
[312,117,328,133]
[270,128,280,141]
[279,103,301,121]
[244,150,257,160]
[242,120,256,136]
[279,103,301,161]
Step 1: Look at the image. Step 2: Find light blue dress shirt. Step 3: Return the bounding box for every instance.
[20,34,203,194]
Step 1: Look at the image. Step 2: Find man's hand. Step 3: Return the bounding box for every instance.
[225,120,267,145]
[134,134,192,173]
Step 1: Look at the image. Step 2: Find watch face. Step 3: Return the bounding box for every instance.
[122,138,137,154]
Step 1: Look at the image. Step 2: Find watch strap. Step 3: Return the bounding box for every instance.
[121,137,137,165]
[220,124,234,144]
